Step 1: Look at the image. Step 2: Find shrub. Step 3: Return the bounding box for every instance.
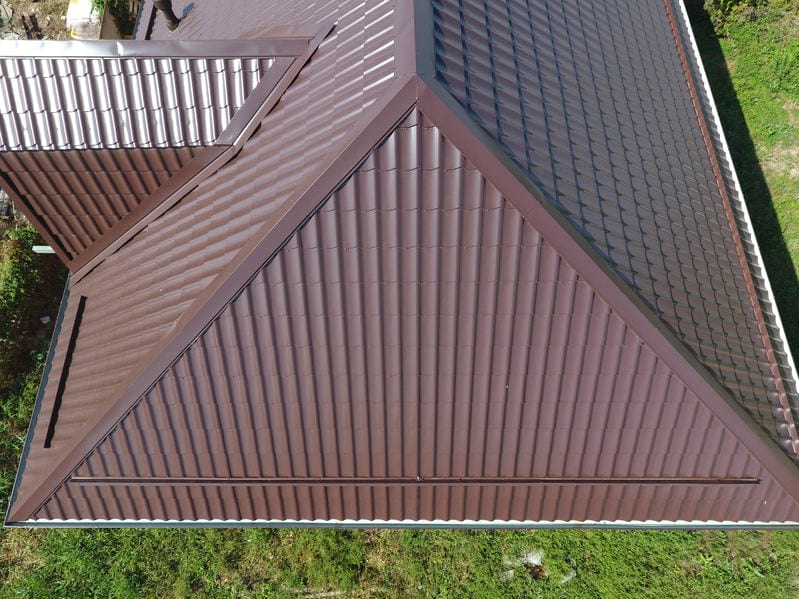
[0,226,66,399]
[704,0,798,33]
[90,0,136,37]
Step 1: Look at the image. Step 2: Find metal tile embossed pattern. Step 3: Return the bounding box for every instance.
[668,0,799,454]
[0,56,275,151]
[9,0,398,521]
[37,113,799,523]
[0,147,197,258]
[431,0,797,454]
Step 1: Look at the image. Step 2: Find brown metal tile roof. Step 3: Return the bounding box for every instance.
[6,0,799,526]
[0,51,275,150]
[22,109,799,524]
[431,0,799,456]
[7,0,403,525]
[0,147,197,259]
[0,42,300,267]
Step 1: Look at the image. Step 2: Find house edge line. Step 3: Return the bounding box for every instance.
[10,518,799,530]
[5,76,422,524]
[415,78,799,505]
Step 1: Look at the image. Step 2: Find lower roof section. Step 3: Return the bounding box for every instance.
[12,108,799,525]
[0,147,198,261]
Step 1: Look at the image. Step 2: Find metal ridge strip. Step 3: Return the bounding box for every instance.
[0,39,311,58]
[672,0,799,455]
[70,476,760,486]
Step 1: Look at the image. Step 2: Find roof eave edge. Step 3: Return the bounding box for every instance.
[0,39,312,58]
[8,518,799,530]
[414,78,799,507]
[673,0,799,454]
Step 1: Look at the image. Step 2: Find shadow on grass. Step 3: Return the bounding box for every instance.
[687,3,799,357]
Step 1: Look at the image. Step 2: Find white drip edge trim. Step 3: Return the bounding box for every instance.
[676,0,799,453]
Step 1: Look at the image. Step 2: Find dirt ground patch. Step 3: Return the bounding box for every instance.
[786,99,799,128]
[763,142,799,180]
[0,0,69,40]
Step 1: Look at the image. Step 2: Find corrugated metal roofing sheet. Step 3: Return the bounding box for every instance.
[0,55,274,151]
[431,0,798,456]
[32,111,799,523]
[0,43,294,267]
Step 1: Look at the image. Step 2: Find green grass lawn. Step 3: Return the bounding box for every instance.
[2,3,799,598]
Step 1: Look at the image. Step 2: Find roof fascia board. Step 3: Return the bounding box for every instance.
[0,39,312,58]
[6,76,421,524]
[4,278,71,527]
[415,79,799,505]
[11,518,799,530]
[673,0,799,453]
[71,22,335,279]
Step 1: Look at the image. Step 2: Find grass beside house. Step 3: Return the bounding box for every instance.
[2,2,799,597]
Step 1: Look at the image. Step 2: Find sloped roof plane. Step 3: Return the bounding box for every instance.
[4,0,799,527]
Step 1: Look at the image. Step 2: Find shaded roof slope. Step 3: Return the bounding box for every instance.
[0,51,275,151]
[431,0,799,455]
[28,111,799,524]
[0,147,198,260]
